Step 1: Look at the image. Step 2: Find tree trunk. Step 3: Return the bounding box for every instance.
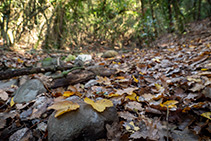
[141,0,145,18]
[172,0,184,33]
[149,0,157,37]
[197,0,202,20]
[167,0,173,33]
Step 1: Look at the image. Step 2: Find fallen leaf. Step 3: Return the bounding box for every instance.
[118,111,137,121]
[125,101,143,111]
[84,97,113,112]
[10,97,15,107]
[105,93,120,98]
[132,75,139,83]
[138,93,154,102]
[201,112,211,120]
[63,91,75,97]
[160,100,178,108]
[47,101,80,117]
[123,121,140,132]
[97,76,111,85]
[116,87,138,95]
[125,92,137,101]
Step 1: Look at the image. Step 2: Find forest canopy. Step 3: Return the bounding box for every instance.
[0,0,210,50]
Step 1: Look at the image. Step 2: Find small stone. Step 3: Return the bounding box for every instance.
[48,98,118,141]
[37,122,47,132]
[102,50,118,58]
[76,54,92,62]
[13,79,46,103]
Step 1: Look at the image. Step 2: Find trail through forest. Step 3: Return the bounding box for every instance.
[0,18,210,140]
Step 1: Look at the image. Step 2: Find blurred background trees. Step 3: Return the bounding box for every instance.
[0,0,210,50]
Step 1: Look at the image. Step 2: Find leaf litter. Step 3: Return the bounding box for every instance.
[0,20,211,140]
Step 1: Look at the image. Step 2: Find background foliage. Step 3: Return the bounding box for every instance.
[0,0,210,50]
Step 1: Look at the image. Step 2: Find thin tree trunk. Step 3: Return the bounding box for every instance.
[141,0,145,18]
[197,0,202,20]
[167,0,173,33]
[193,0,197,20]
[149,0,157,37]
[172,0,184,33]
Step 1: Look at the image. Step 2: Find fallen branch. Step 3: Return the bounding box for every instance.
[0,65,74,80]
[51,65,116,88]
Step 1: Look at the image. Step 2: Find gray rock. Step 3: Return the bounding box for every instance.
[13,79,46,103]
[84,79,98,88]
[0,79,17,89]
[76,54,92,62]
[48,99,118,141]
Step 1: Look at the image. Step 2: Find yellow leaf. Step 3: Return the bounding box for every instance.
[201,112,211,120]
[160,100,179,108]
[201,68,208,71]
[63,91,75,97]
[116,76,125,79]
[84,97,113,112]
[155,83,163,90]
[139,71,144,75]
[112,61,117,64]
[17,58,24,63]
[124,121,140,132]
[132,75,139,83]
[47,101,80,117]
[105,93,120,98]
[125,92,137,101]
[10,97,15,107]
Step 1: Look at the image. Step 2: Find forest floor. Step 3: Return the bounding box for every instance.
[0,18,210,140]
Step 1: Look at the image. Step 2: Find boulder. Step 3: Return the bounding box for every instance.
[48,98,118,141]
[13,79,46,103]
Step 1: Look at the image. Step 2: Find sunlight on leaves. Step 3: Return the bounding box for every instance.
[84,97,113,112]
[47,101,80,117]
